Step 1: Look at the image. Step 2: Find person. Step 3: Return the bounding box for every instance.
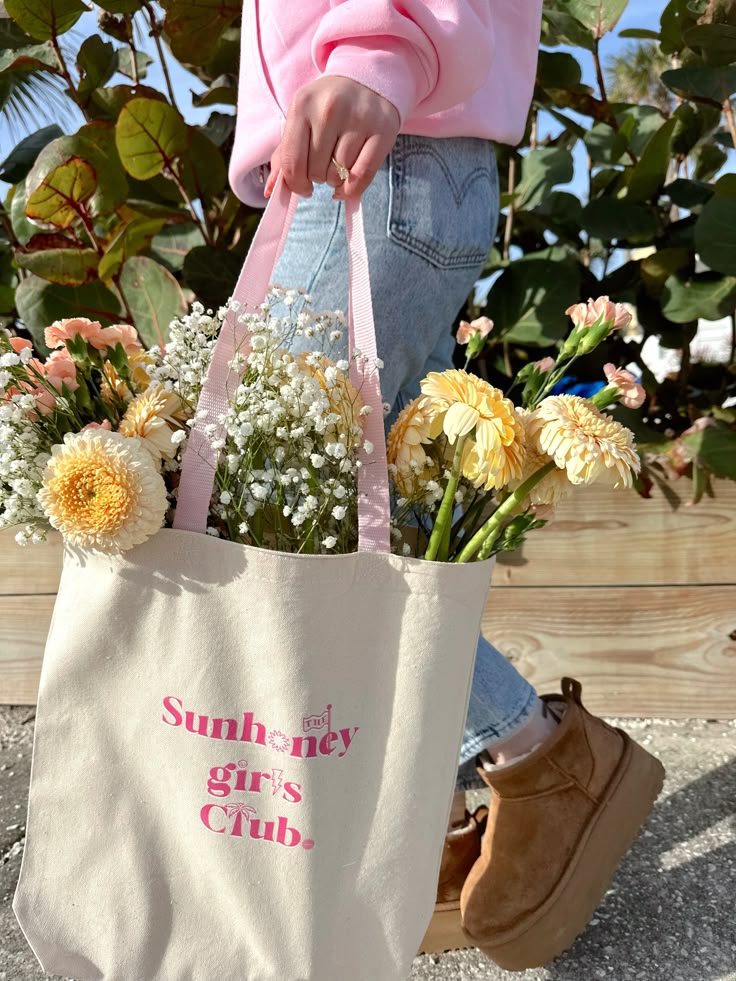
[228,2,665,970]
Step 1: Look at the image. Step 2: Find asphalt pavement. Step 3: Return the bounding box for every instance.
[1,708,734,981]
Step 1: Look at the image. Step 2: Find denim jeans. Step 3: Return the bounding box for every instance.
[272,134,537,790]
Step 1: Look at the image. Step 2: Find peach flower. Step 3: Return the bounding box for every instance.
[457,317,494,345]
[603,364,646,409]
[98,323,144,355]
[81,420,113,431]
[45,317,108,351]
[565,297,632,332]
[9,336,33,353]
[534,357,555,373]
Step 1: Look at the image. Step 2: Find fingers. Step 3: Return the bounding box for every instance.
[277,111,313,197]
[271,78,401,201]
[325,132,365,188]
[332,133,394,200]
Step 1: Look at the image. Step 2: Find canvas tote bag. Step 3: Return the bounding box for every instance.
[13,177,496,981]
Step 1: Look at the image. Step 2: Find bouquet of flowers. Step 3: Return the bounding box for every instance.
[0,291,643,561]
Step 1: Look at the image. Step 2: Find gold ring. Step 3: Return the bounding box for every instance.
[331,156,350,182]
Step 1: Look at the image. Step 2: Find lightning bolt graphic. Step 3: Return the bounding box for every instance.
[270,768,284,797]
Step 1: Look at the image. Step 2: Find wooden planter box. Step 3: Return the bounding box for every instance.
[1,481,735,714]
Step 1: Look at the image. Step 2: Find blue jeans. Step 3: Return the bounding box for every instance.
[273,134,537,791]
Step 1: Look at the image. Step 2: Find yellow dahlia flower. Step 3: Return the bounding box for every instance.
[101,350,156,403]
[118,383,187,459]
[37,429,168,552]
[508,408,573,506]
[528,395,640,488]
[419,369,525,490]
[296,353,363,437]
[386,397,438,496]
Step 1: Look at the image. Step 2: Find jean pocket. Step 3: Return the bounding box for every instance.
[387,135,499,270]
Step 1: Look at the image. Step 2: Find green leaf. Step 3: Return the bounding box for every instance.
[0,41,59,72]
[96,0,142,11]
[88,83,165,120]
[117,256,186,347]
[183,245,242,309]
[683,425,736,479]
[515,148,573,210]
[0,18,36,49]
[178,128,227,202]
[98,215,167,280]
[191,77,238,108]
[0,285,16,315]
[16,248,99,286]
[618,28,661,39]
[694,196,736,274]
[670,102,721,157]
[617,105,667,158]
[149,222,205,272]
[4,0,88,41]
[683,22,736,65]
[76,35,116,98]
[484,249,582,345]
[661,272,736,322]
[115,47,153,81]
[557,0,628,38]
[25,123,129,216]
[640,248,692,292]
[584,122,625,164]
[26,157,97,229]
[626,117,678,203]
[8,182,39,246]
[542,9,597,49]
[159,0,242,65]
[545,107,588,140]
[115,97,189,180]
[664,178,714,208]
[536,51,583,90]
[15,275,122,347]
[659,0,701,55]
[581,199,658,243]
[714,173,736,197]
[661,65,736,103]
[693,142,728,182]
[0,125,63,184]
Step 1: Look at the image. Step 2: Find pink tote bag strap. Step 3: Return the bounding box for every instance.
[172,175,391,553]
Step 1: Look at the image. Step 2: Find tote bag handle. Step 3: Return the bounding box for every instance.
[171,174,391,554]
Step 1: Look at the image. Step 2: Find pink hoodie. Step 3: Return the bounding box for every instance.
[229,1,543,207]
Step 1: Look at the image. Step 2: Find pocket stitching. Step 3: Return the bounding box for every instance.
[388,139,495,270]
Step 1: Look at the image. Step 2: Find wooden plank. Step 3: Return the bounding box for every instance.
[482,585,736,718]
[2,481,735,593]
[3,586,736,714]
[495,479,736,587]
[0,594,56,705]
[0,530,63,595]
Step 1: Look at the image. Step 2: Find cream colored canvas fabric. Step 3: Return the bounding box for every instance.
[13,183,495,981]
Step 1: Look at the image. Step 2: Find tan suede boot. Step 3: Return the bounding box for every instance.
[418,806,488,955]
[460,678,665,970]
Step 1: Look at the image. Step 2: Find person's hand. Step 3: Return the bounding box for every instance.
[265,76,401,201]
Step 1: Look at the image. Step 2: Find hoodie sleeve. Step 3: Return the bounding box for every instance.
[311,1,495,125]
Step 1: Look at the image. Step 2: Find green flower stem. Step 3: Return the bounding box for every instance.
[425,435,467,562]
[590,386,619,410]
[454,461,556,563]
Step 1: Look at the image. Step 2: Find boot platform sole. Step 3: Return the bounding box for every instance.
[463,733,665,971]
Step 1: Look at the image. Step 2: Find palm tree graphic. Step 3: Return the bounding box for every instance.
[225,803,257,822]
